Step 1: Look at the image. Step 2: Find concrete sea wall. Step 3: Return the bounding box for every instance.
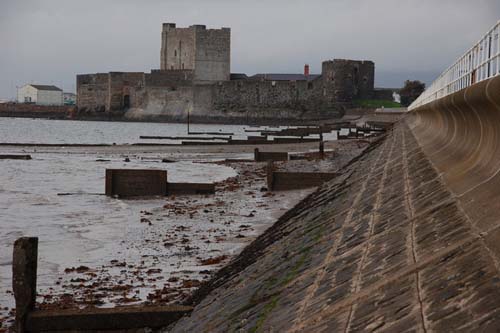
[172,103,500,331]
[409,74,500,252]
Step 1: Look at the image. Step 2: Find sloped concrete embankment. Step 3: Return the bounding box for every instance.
[172,118,500,331]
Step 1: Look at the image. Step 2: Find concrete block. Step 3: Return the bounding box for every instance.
[254,148,288,162]
[105,169,167,197]
[167,182,215,195]
[229,139,272,145]
[273,137,320,144]
[247,135,267,141]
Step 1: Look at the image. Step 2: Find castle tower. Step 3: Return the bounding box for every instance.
[160,23,231,82]
[321,59,375,103]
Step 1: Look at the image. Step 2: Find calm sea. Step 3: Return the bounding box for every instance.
[0,117,249,314]
[0,117,249,144]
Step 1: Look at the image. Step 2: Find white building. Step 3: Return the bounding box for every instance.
[17,84,64,106]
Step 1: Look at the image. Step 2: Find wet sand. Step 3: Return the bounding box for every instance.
[0,138,374,330]
[0,143,322,328]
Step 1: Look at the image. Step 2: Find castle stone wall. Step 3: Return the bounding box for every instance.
[322,59,374,103]
[147,70,194,87]
[161,24,196,71]
[77,70,197,114]
[125,86,194,121]
[77,73,109,113]
[77,24,376,122]
[357,61,375,98]
[194,27,230,81]
[211,79,324,112]
[107,72,145,112]
[77,60,369,120]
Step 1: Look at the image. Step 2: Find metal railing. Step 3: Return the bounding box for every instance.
[409,20,500,110]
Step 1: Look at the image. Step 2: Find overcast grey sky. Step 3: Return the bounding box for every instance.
[0,0,498,99]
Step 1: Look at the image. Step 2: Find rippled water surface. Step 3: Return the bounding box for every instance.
[0,117,336,144]
[0,118,250,144]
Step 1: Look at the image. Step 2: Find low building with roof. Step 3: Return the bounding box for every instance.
[17,84,64,106]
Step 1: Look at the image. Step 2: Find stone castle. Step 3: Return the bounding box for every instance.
[77,23,376,123]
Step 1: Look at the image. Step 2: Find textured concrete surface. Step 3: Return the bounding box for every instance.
[409,75,500,240]
[171,120,500,332]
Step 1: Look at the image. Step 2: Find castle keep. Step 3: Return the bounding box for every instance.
[160,23,230,81]
[77,23,375,122]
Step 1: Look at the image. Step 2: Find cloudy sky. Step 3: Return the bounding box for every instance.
[0,0,498,99]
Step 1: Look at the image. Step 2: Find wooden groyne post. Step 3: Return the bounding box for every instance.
[11,237,193,332]
[13,237,38,333]
[0,155,32,160]
[319,133,324,159]
[266,161,275,190]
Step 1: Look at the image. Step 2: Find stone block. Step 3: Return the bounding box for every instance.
[105,169,167,197]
